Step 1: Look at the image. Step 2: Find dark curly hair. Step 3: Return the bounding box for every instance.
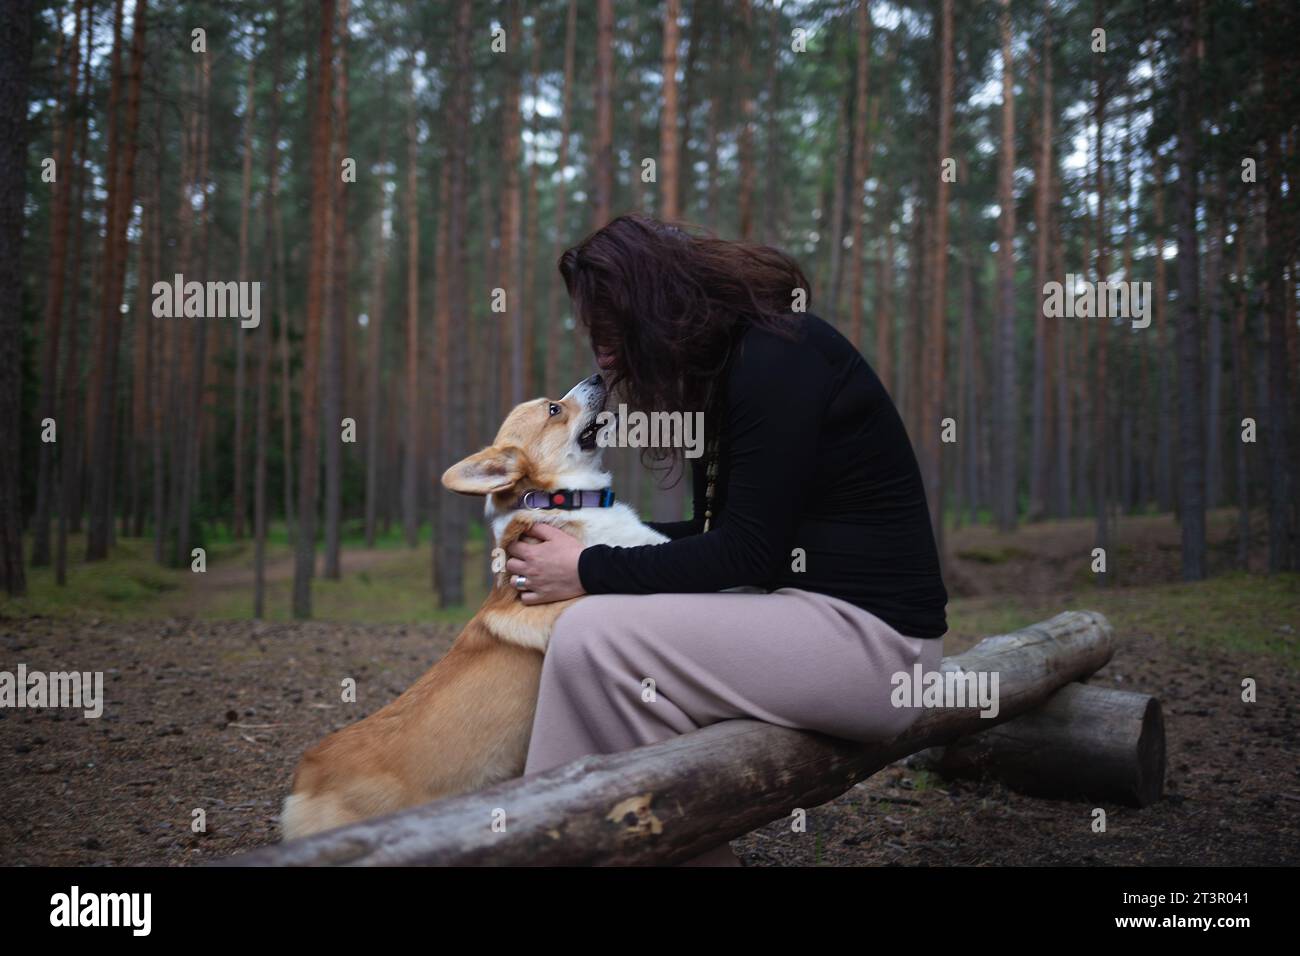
[558,213,811,472]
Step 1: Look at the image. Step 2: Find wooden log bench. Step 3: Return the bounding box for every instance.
[226,609,1164,866]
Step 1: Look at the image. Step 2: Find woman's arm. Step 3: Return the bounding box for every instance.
[578,329,831,594]
[645,516,704,540]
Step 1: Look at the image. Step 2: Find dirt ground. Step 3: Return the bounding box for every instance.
[2,514,1297,866]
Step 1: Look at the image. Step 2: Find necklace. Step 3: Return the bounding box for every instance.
[702,442,720,532]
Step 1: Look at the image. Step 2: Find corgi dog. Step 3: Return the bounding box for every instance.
[280,374,668,840]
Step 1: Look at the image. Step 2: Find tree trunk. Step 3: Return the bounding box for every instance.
[736,0,756,240]
[1153,157,1173,512]
[1052,165,1071,519]
[499,0,523,411]
[1092,0,1109,575]
[0,0,35,594]
[522,28,541,396]
[88,0,147,562]
[32,0,84,568]
[915,683,1165,808]
[233,60,256,541]
[763,0,782,243]
[995,0,1018,533]
[364,71,388,550]
[1262,4,1292,573]
[401,54,419,549]
[660,0,681,223]
[1174,0,1206,580]
[1231,218,1249,569]
[256,1,285,615]
[60,18,94,583]
[921,0,951,537]
[175,53,210,569]
[276,198,295,545]
[430,161,450,594]
[545,0,577,396]
[293,0,335,617]
[592,0,614,230]
[826,87,850,324]
[1029,2,1052,522]
[876,220,894,394]
[847,0,871,349]
[437,0,473,609]
[324,0,350,579]
[1203,182,1226,510]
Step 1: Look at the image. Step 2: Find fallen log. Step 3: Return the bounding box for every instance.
[909,684,1165,807]
[227,609,1122,866]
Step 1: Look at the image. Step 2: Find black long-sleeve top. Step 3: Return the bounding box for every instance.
[577,312,949,639]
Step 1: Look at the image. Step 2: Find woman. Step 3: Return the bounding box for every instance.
[505,214,948,866]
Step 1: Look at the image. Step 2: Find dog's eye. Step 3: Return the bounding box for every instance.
[547,403,561,417]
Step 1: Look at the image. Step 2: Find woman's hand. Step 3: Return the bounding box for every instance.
[504,523,587,605]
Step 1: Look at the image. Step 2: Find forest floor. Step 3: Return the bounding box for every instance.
[1,509,1297,866]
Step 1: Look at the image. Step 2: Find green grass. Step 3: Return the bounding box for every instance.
[5,535,191,619]
[198,515,472,552]
[6,524,1296,669]
[2,524,490,626]
[949,571,1300,667]
[196,540,491,625]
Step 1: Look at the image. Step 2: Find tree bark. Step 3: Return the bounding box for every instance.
[0,0,35,594]
[915,683,1165,808]
[1231,218,1250,568]
[233,60,256,541]
[293,0,335,617]
[921,0,952,537]
[33,0,84,568]
[499,0,524,411]
[1262,1,1292,573]
[324,0,350,579]
[1029,2,1052,522]
[1174,0,1206,580]
[401,51,419,550]
[545,0,577,396]
[256,1,285,616]
[60,13,94,583]
[660,0,681,223]
[1092,0,1110,575]
[592,0,614,230]
[1153,157,1173,512]
[736,0,756,240]
[436,0,473,609]
[995,0,1018,532]
[364,70,388,550]
[87,0,148,561]
[847,0,871,348]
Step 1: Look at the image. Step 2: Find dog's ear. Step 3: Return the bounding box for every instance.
[442,445,527,496]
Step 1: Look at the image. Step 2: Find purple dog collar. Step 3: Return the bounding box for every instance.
[515,488,615,511]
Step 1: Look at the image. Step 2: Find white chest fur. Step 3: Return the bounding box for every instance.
[490,502,669,550]
[481,504,668,653]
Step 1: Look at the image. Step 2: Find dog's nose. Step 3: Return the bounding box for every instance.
[588,373,603,387]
